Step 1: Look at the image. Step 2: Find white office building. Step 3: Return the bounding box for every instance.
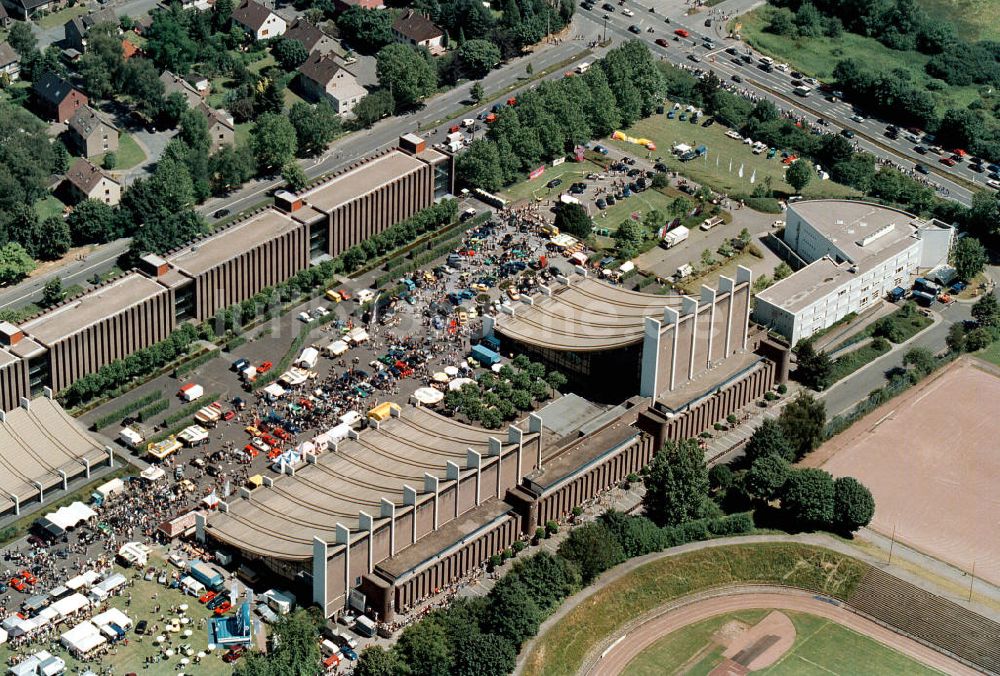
[754,200,953,344]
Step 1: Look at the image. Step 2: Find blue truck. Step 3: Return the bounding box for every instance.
[470,345,501,367]
[889,286,907,302]
[188,560,224,591]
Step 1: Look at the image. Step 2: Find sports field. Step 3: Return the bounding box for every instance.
[815,358,1000,586]
[624,609,942,676]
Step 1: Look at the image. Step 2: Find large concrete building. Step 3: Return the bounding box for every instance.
[754,200,953,344]
[197,268,788,621]
[0,136,452,408]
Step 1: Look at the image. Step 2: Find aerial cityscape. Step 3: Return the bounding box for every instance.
[0,0,997,673]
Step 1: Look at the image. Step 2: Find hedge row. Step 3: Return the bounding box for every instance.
[91,391,163,431]
[161,392,218,427]
[136,398,169,423]
[252,312,339,390]
[173,348,221,378]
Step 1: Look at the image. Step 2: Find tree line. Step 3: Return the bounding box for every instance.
[457,41,665,191]
[443,355,567,429]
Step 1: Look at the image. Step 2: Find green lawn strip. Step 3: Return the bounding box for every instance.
[35,194,68,221]
[607,115,860,200]
[36,5,87,29]
[623,610,768,676]
[523,542,869,676]
[828,340,892,384]
[738,8,983,116]
[501,159,604,203]
[974,338,1000,366]
[831,305,933,351]
[93,132,147,171]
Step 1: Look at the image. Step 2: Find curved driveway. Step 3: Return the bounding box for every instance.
[587,586,980,676]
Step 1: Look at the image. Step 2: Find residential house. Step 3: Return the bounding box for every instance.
[121,38,140,60]
[33,72,89,123]
[67,105,119,159]
[159,70,202,108]
[392,10,444,55]
[283,18,335,55]
[296,51,366,117]
[64,158,121,206]
[0,42,20,82]
[2,0,63,21]
[231,0,286,41]
[0,5,11,28]
[197,102,235,154]
[63,8,120,53]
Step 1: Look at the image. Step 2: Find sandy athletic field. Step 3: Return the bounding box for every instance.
[591,589,978,675]
[810,358,1000,586]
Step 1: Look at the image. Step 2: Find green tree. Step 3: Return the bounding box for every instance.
[456,139,503,191]
[785,159,813,193]
[352,90,395,129]
[546,370,567,392]
[778,392,827,460]
[42,277,64,306]
[66,199,119,245]
[119,58,166,118]
[642,438,709,527]
[781,467,835,527]
[470,81,485,104]
[902,346,936,376]
[102,152,118,170]
[506,551,580,612]
[744,418,794,463]
[598,510,667,557]
[794,340,832,390]
[481,576,543,647]
[773,261,792,280]
[272,37,309,71]
[251,113,298,173]
[209,144,256,194]
[336,6,395,54]
[554,202,592,239]
[158,92,189,128]
[946,322,966,353]
[0,242,36,285]
[376,43,439,109]
[745,454,790,500]
[452,634,516,676]
[30,216,72,260]
[282,162,308,191]
[971,292,1000,328]
[8,22,37,59]
[396,620,452,676]
[458,39,501,79]
[833,476,875,533]
[871,316,905,343]
[952,236,987,281]
[556,522,625,584]
[354,646,405,676]
[234,609,321,675]
[289,101,341,156]
[145,7,199,73]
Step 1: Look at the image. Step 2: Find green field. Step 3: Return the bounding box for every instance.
[625,610,942,676]
[94,132,147,171]
[34,194,68,221]
[916,0,1000,41]
[522,543,870,676]
[0,550,237,674]
[608,113,861,200]
[738,8,985,116]
[974,338,1000,367]
[35,5,88,29]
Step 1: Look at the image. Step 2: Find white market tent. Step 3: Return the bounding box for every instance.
[88,572,126,602]
[443,366,460,377]
[50,593,90,620]
[92,607,131,631]
[0,627,6,645]
[448,377,475,391]
[44,502,97,530]
[279,370,308,387]
[431,372,449,383]
[65,570,101,591]
[3,615,39,637]
[263,383,286,399]
[118,542,151,567]
[9,651,65,676]
[61,621,106,656]
[140,465,166,482]
[346,327,369,345]
[325,340,349,357]
[34,608,58,629]
[412,387,444,406]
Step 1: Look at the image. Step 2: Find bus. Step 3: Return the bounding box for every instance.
[793,86,811,97]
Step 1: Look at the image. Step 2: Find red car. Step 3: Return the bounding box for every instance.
[939,157,957,167]
[674,28,689,37]
[222,410,235,421]
[223,647,245,663]
[213,601,232,616]
[338,289,351,301]
[951,148,968,157]
[20,571,36,585]
[655,38,669,47]
[199,591,217,604]
[257,361,273,374]
[10,578,25,592]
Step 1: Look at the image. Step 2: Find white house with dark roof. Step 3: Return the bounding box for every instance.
[283,18,335,55]
[392,10,444,55]
[66,105,119,158]
[296,51,365,116]
[232,0,286,40]
[63,157,120,206]
[0,42,20,81]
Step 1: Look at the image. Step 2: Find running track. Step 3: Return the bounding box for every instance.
[587,587,981,676]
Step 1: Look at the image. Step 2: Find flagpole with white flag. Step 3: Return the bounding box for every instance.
[738,163,744,178]
[729,159,732,173]
[750,169,756,184]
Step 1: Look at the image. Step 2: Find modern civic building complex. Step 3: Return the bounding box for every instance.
[754,200,953,344]
[0,135,452,411]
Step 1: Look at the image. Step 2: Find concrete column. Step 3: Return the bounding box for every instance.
[507,426,524,484]
[12,496,19,516]
[737,266,753,351]
[489,437,503,497]
[335,523,350,604]
[381,498,396,557]
[467,449,482,506]
[83,458,90,479]
[359,511,374,574]
[35,481,43,503]
[424,473,440,530]
[312,537,328,610]
[640,316,662,399]
[682,296,699,381]
[403,484,417,544]
[664,306,680,391]
[482,315,495,336]
[58,470,67,491]
[43,386,53,400]
[105,445,114,469]
[701,285,717,370]
[719,275,736,357]
[195,513,206,543]
[446,461,460,516]
[528,414,543,470]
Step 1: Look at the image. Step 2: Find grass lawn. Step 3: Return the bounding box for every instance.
[35,4,87,29]
[597,186,678,230]
[92,132,147,170]
[235,122,252,148]
[607,113,861,200]
[739,8,986,116]
[35,194,68,221]
[501,158,605,203]
[916,0,1000,41]
[828,340,892,384]
[974,338,1000,367]
[0,552,238,674]
[522,543,870,676]
[625,610,942,676]
[833,304,933,351]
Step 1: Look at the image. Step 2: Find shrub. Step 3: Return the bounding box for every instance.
[557,522,626,584]
[534,527,546,541]
[512,540,526,554]
[571,506,583,517]
[545,520,559,536]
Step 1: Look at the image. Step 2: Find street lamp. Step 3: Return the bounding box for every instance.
[604,16,608,43]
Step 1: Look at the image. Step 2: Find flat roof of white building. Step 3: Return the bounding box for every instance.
[756,257,853,314]
[789,200,922,264]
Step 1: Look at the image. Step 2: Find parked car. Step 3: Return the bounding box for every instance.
[655,38,668,47]
[546,178,562,189]
[212,208,230,219]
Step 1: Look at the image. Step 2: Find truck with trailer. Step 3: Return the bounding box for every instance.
[177,425,210,447]
[914,277,940,295]
[911,289,936,306]
[194,402,223,427]
[660,226,690,249]
[187,560,224,591]
[470,345,501,367]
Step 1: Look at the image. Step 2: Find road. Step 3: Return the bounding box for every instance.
[587,588,981,676]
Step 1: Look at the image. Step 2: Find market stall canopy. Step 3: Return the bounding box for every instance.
[412,387,444,405]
